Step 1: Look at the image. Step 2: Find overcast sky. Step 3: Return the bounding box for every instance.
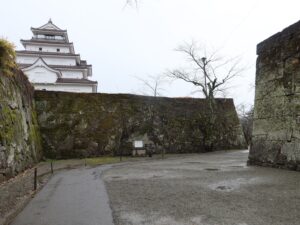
[2,0,300,108]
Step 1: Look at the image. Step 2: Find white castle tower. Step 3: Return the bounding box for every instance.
[16,19,98,93]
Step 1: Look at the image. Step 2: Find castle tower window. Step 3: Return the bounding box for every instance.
[45,35,55,40]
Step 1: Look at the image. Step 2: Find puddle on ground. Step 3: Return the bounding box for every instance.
[209,178,262,192]
[185,162,203,164]
[105,170,179,180]
[216,185,232,191]
[121,212,205,225]
[204,168,220,171]
[241,150,249,153]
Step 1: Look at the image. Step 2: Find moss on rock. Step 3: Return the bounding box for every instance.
[34,92,246,159]
[0,70,42,179]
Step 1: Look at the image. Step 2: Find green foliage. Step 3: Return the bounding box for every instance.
[0,39,17,76]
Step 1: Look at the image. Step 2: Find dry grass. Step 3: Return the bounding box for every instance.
[0,39,17,76]
[45,156,133,168]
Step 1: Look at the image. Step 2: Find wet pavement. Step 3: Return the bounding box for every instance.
[103,150,300,225]
[9,150,300,225]
[10,166,113,225]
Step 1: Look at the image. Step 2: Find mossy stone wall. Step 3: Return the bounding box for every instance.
[0,71,42,181]
[249,20,300,170]
[34,91,246,159]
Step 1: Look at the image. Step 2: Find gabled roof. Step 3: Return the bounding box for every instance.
[18,63,92,70]
[37,19,62,30]
[31,19,69,41]
[22,57,62,78]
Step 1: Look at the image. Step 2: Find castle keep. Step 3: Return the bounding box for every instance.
[249,21,300,170]
[16,20,97,93]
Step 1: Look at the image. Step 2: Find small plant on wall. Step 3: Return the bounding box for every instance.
[0,39,17,76]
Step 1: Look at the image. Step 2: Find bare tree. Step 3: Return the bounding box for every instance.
[237,104,254,145]
[167,41,244,151]
[135,74,166,97]
[134,74,167,158]
[125,0,138,8]
[168,41,243,104]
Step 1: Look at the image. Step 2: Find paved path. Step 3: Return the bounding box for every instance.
[11,166,113,225]
[103,150,300,225]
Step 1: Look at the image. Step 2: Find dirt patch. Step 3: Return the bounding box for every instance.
[0,169,50,225]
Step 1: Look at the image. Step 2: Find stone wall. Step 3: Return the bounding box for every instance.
[34,91,246,159]
[249,20,300,170]
[0,71,42,181]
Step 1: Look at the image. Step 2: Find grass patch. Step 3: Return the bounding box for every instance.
[86,156,131,166]
[44,156,132,166]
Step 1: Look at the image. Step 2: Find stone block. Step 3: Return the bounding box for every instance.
[0,71,42,182]
[250,20,300,170]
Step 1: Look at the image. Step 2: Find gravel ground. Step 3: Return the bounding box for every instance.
[103,150,300,225]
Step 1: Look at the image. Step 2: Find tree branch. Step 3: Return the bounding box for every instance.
[168,41,243,99]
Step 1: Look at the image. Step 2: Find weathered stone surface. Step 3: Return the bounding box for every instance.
[34,91,246,159]
[249,20,300,170]
[0,71,42,180]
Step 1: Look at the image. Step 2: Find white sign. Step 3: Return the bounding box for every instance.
[134,140,143,148]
